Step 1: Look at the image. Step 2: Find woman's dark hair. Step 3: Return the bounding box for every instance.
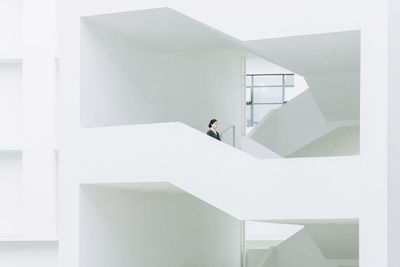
[208,119,217,128]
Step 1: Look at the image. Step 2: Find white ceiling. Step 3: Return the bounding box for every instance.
[244,31,360,75]
[265,219,359,259]
[82,8,360,76]
[306,72,360,121]
[82,8,241,53]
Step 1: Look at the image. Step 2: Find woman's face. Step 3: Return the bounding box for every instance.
[212,121,218,131]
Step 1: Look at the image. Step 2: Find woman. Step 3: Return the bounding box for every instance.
[207,119,221,141]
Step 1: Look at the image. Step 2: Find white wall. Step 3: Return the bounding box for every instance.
[80,185,241,267]
[65,123,361,220]
[0,0,22,56]
[246,221,302,243]
[57,1,371,267]
[21,150,57,238]
[80,20,242,144]
[67,0,363,41]
[246,248,276,267]
[246,229,331,267]
[276,230,329,267]
[288,126,360,158]
[360,1,388,267]
[388,0,400,266]
[305,72,360,122]
[0,241,58,267]
[0,152,22,236]
[0,63,22,147]
[241,136,281,159]
[21,0,58,240]
[250,90,329,156]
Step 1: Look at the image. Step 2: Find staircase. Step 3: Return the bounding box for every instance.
[246,229,329,267]
[247,87,359,157]
[243,31,360,158]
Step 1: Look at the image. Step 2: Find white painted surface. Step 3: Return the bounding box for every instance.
[241,136,281,159]
[0,63,22,147]
[302,223,358,259]
[388,0,400,266]
[66,123,361,220]
[266,219,359,261]
[276,230,329,267]
[249,90,329,156]
[80,184,240,267]
[56,2,391,267]
[0,152,22,236]
[246,221,302,242]
[245,32,360,158]
[246,229,331,267]
[288,126,360,158]
[22,0,57,149]
[360,2,388,267]
[305,72,360,121]
[80,14,242,144]
[59,123,361,267]
[0,241,58,267]
[246,248,276,267]
[21,150,57,238]
[0,0,22,56]
[246,59,292,74]
[82,8,238,53]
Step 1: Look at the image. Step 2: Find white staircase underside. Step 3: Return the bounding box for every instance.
[243,31,360,157]
[65,122,361,220]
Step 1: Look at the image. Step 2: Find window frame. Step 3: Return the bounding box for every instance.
[246,73,294,127]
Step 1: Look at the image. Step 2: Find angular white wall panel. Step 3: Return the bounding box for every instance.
[80,184,241,267]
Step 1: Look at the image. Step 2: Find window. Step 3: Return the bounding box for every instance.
[246,74,294,127]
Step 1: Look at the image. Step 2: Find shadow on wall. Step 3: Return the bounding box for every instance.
[79,182,241,267]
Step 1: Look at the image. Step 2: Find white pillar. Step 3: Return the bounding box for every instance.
[22,0,57,239]
[360,0,388,267]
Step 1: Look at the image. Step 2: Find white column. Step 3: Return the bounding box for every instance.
[360,1,388,267]
[388,0,400,266]
[22,0,57,239]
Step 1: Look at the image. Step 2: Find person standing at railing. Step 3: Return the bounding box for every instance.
[207,119,221,141]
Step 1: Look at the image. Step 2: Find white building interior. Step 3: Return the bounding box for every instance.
[1,0,399,267]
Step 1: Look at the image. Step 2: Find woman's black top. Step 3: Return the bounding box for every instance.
[207,130,221,141]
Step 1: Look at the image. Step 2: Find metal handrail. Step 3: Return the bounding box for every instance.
[220,125,236,147]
